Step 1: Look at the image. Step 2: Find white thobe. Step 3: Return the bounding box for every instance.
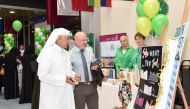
[38,44,75,109]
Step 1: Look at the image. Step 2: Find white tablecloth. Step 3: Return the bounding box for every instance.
[85,71,139,109]
[97,81,138,109]
[98,82,120,109]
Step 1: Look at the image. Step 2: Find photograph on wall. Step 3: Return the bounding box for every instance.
[100,33,127,57]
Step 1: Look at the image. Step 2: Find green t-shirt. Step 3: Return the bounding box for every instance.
[133,48,141,71]
[114,47,135,73]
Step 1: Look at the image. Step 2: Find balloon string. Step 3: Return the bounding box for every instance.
[159,23,167,45]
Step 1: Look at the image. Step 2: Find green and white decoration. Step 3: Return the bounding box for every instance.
[4,33,15,53]
[34,27,48,55]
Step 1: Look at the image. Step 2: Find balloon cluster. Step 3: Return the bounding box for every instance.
[4,33,15,53]
[34,27,48,55]
[136,0,169,37]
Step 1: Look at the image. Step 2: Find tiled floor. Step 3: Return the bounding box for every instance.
[0,93,31,109]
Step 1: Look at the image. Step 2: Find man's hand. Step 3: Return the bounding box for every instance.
[119,71,124,78]
[73,73,81,83]
[91,65,98,71]
[66,75,75,86]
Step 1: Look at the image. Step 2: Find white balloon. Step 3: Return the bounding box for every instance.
[38,32,43,37]
[10,37,14,41]
[8,33,13,38]
[4,40,8,44]
[41,36,46,41]
[6,43,11,48]
[35,42,38,45]
[37,44,42,49]
[35,28,41,33]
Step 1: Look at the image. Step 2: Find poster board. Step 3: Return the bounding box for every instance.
[100,33,127,57]
[134,46,162,109]
[156,22,189,109]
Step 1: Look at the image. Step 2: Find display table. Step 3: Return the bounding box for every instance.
[97,80,138,109]
[98,82,120,109]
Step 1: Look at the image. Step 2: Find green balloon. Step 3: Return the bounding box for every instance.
[10,41,14,44]
[151,14,169,36]
[35,36,41,41]
[34,32,38,37]
[136,3,146,17]
[41,27,47,35]
[158,0,165,3]
[139,0,145,4]
[158,1,169,15]
[10,41,15,46]
[4,46,9,53]
[35,48,41,55]
[5,36,9,41]
[39,40,45,46]
[6,37,11,42]
[12,20,22,32]
[4,34,8,38]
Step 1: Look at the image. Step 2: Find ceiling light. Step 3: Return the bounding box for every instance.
[0,17,2,20]
[9,11,15,14]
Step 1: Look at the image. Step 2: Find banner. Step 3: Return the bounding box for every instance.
[88,0,112,7]
[57,0,79,16]
[72,0,94,12]
[134,46,162,109]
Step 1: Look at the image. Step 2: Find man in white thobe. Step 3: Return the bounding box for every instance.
[37,28,80,109]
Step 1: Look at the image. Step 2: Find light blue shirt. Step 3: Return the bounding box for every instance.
[69,46,96,82]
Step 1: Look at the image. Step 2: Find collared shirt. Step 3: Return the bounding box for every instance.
[69,46,96,82]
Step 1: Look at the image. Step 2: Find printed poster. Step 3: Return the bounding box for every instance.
[100,33,127,57]
[134,46,162,109]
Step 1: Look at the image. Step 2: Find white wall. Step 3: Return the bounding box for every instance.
[81,8,101,57]
[81,0,190,59]
[182,2,190,60]
[100,1,137,47]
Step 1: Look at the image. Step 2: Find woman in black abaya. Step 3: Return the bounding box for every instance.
[0,49,5,94]
[19,46,37,104]
[4,48,21,99]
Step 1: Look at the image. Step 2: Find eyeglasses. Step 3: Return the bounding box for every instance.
[120,40,127,43]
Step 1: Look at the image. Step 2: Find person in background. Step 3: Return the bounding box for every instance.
[114,36,134,78]
[0,49,5,94]
[31,57,39,109]
[4,47,21,99]
[19,44,25,57]
[133,32,145,71]
[133,32,145,86]
[18,44,24,89]
[19,45,37,104]
[37,28,80,109]
[69,32,100,109]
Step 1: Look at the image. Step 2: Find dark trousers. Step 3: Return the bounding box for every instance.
[74,85,98,109]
